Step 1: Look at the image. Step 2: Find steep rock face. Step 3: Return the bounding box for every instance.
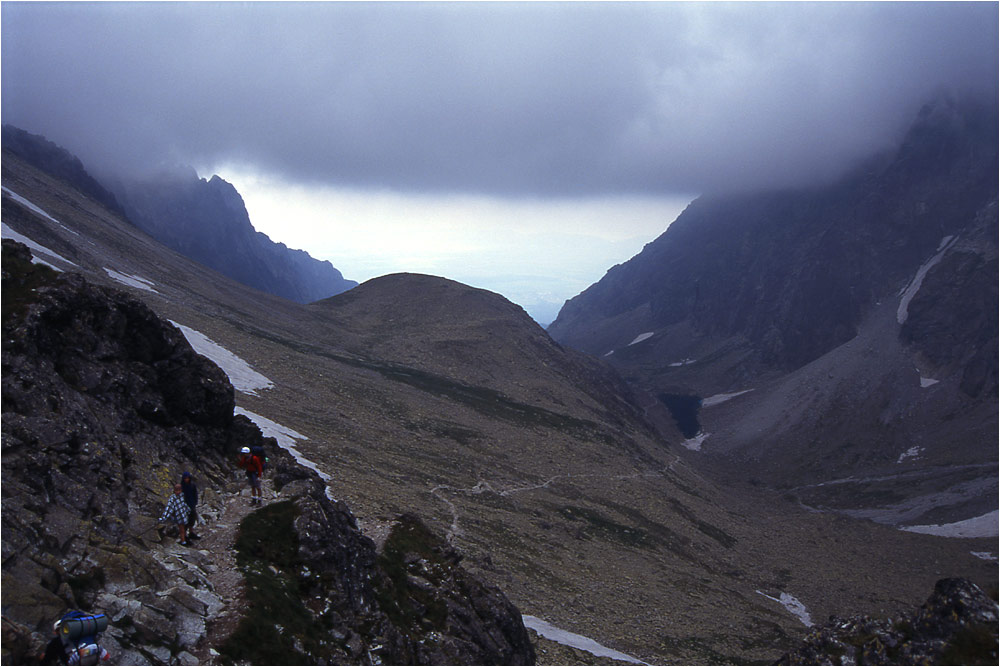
[900,202,999,399]
[1,125,125,218]
[112,172,357,304]
[546,96,998,524]
[779,578,998,665]
[1,241,533,665]
[2,239,244,663]
[550,96,997,377]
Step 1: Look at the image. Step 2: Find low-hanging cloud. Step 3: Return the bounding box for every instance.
[2,2,996,197]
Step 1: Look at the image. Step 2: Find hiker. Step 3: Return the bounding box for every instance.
[159,483,191,545]
[181,471,200,540]
[43,611,111,665]
[238,446,264,504]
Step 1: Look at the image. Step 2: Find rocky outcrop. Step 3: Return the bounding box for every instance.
[1,240,533,665]
[779,578,998,665]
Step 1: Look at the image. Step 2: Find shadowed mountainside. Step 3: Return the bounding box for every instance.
[2,131,996,664]
[548,95,998,529]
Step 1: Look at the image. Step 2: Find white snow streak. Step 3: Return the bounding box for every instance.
[522,615,647,665]
[681,432,709,451]
[170,321,274,396]
[1,222,77,269]
[902,510,999,538]
[756,591,814,627]
[1,186,75,233]
[896,446,922,464]
[919,376,940,388]
[628,331,654,346]
[897,235,958,325]
[104,267,158,293]
[971,551,997,562]
[701,389,754,407]
[668,358,697,367]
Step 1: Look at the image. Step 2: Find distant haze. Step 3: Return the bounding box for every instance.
[3,2,996,322]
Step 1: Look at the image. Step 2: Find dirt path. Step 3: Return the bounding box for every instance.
[187,481,271,664]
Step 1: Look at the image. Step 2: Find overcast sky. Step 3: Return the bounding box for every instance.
[2,1,996,323]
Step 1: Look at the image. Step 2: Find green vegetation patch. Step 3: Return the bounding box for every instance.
[2,239,60,325]
[936,623,999,665]
[217,315,609,436]
[665,498,737,549]
[404,417,483,446]
[221,501,338,665]
[558,505,652,549]
[373,513,454,638]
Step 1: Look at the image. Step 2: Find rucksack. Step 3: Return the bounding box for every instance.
[251,445,268,472]
[57,611,108,643]
[57,611,108,665]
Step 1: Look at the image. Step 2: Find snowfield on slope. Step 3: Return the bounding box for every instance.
[2,185,77,234]
[756,591,814,627]
[902,509,999,538]
[105,267,158,293]
[897,235,958,325]
[522,615,647,665]
[171,321,274,396]
[1,222,77,270]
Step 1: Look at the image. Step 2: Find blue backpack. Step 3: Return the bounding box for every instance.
[56,611,108,665]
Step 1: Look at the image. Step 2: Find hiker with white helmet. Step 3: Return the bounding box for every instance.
[238,446,264,504]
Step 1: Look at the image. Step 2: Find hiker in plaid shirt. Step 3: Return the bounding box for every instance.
[159,483,191,546]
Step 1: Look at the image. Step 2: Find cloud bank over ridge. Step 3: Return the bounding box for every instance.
[3,2,996,198]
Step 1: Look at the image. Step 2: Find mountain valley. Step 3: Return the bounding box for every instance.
[2,118,997,665]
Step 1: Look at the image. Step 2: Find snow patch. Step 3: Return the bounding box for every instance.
[681,432,709,451]
[170,321,274,396]
[234,407,335,501]
[668,358,697,367]
[2,186,70,230]
[521,616,647,665]
[104,268,158,293]
[919,376,939,388]
[971,551,997,562]
[628,331,654,346]
[756,591,813,627]
[902,510,999,538]
[897,446,922,464]
[1,222,77,269]
[897,235,959,325]
[701,389,754,407]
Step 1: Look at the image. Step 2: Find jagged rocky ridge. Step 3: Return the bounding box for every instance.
[2,124,356,304]
[1,126,126,219]
[549,95,997,379]
[779,578,998,665]
[111,171,357,304]
[0,239,533,665]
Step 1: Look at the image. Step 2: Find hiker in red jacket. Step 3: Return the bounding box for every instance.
[238,446,264,504]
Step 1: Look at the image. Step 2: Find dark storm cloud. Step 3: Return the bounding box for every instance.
[2,2,996,196]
